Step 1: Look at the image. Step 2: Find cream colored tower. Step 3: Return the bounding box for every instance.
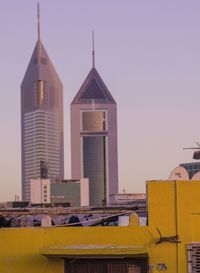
[71,50,118,205]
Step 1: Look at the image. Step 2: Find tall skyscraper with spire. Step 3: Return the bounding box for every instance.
[71,33,118,206]
[21,5,64,200]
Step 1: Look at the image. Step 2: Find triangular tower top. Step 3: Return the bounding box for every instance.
[21,39,62,88]
[21,4,62,88]
[71,67,116,104]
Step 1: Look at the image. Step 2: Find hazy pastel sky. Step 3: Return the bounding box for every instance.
[0,0,200,201]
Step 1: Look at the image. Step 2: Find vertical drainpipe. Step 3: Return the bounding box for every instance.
[174,181,179,273]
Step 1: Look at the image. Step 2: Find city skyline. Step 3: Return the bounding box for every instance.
[0,1,200,201]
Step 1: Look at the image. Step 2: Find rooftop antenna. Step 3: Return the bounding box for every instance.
[37,2,41,41]
[92,30,95,68]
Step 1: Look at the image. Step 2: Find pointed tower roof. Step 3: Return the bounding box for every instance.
[21,40,62,88]
[21,4,62,89]
[71,67,116,104]
[72,31,115,105]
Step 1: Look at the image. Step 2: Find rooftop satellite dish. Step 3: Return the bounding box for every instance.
[192,172,200,180]
[169,166,189,180]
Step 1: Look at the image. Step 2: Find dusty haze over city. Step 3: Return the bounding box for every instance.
[0,0,199,201]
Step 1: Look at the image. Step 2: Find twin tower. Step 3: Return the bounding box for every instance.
[21,10,118,206]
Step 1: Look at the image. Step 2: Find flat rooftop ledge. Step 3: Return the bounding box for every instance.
[40,244,148,257]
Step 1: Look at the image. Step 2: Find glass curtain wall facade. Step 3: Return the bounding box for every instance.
[71,67,118,206]
[21,40,64,201]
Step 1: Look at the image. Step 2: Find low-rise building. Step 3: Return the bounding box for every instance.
[0,180,200,272]
[30,178,89,206]
[109,193,146,205]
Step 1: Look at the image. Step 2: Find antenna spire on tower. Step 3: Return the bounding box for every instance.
[37,2,41,40]
[92,30,95,68]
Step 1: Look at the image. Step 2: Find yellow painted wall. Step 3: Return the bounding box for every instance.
[1,180,200,272]
[148,180,200,273]
[0,224,152,273]
[148,181,177,272]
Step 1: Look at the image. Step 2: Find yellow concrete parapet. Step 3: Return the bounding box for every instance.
[129,212,139,227]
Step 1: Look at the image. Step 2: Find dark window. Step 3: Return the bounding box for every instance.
[65,258,147,273]
[108,262,126,273]
[83,136,106,206]
[81,79,106,100]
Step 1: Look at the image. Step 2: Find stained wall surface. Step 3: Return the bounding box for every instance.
[1,181,200,272]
